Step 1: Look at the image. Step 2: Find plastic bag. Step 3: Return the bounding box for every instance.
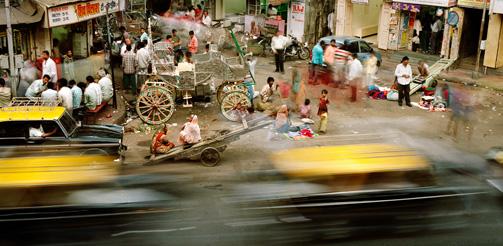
[387,90,399,101]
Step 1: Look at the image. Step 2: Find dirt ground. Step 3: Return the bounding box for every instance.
[121,55,503,177]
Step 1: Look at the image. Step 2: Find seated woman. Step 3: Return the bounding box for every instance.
[178,115,201,146]
[151,124,175,156]
[275,105,291,133]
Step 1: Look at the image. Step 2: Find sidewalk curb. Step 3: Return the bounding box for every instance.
[437,72,503,92]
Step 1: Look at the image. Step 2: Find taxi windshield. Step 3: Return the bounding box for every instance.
[60,112,77,135]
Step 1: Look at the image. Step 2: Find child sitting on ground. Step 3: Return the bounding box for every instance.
[300,99,311,118]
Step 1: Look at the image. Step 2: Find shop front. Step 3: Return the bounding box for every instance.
[34,0,126,59]
[378,0,457,57]
[485,0,503,68]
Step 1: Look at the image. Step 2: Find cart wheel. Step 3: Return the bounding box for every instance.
[136,86,175,125]
[216,81,236,104]
[200,147,221,167]
[220,91,252,122]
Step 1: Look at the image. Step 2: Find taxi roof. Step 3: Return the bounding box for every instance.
[271,144,430,178]
[0,106,66,122]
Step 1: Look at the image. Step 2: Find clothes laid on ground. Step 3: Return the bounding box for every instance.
[285,124,317,141]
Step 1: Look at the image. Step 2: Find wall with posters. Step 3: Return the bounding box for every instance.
[287,0,306,41]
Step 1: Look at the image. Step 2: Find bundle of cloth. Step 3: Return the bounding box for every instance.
[286,125,316,141]
[367,84,390,100]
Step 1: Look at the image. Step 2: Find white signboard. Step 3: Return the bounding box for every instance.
[352,0,369,4]
[287,0,305,42]
[492,0,503,14]
[48,0,122,27]
[392,0,457,7]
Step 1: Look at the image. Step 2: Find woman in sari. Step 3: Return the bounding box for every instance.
[178,115,202,145]
[275,105,290,133]
[151,125,175,156]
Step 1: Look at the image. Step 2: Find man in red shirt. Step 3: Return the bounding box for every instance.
[188,30,198,54]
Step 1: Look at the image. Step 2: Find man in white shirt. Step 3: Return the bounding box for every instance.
[347,54,363,102]
[202,11,212,26]
[136,41,151,88]
[394,56,412,107]
[41,50,57,83]
[25,75,50,98]
[430,18,443,54]
[41,82,58,101]
[84,76,103,110]
[97,69,114,102]
[328,11,335,35]
[120,38,135,57]
[271,31,287,73]
[57,78,73,114]
[140,27,149,43]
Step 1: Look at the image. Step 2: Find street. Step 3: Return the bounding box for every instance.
[1,0,503,245]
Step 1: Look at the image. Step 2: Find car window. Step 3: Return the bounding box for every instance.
[359,41,373,53]
[28,121,65,138]
[0,122,27,138]
[60,112,77,135]
[346,41,359,53]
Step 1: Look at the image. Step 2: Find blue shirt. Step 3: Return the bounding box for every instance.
[312,44,324,65]
[71,85,82,109]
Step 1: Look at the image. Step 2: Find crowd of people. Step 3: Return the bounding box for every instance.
[309,39,378,103]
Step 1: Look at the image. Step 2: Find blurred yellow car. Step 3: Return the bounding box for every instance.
[270,144,434,191]
[0,99,124,189]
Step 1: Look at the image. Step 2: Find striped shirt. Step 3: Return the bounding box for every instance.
[122,51,136,75]
[335,48,351,62]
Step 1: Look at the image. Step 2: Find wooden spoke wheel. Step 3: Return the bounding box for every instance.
[200,147,221,167]
[136,86,175,125]
[216,81,237,104]
[220,91,251,122]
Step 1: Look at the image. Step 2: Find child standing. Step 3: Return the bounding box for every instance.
[317,89,329,134]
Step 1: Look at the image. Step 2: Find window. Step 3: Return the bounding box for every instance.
[28,121,65,138]
[359,41,373,53]
[0,122,27,138]
[346,41,359,54]
[59,113,77,135]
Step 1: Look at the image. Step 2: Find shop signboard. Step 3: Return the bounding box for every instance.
[392,2,421,12]
[392,0,457,7]
[352,0,369,4]
[491,0,503,13]
[287,0,305,41]
[457,0,490,9]
[48,0,123,27]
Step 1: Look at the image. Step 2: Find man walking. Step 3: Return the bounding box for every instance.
[136,41,151,89]
[271,31,286,74]
[122,45,137,94]
[310,40,324,84]
[41,50,57,83]
[347,54,363,102]
[394,56,412,107]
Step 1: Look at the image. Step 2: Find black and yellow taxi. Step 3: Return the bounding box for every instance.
[0,98,125,191]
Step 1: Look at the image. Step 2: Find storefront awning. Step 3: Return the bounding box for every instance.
[392,0,457,7]
[0,0,44,25]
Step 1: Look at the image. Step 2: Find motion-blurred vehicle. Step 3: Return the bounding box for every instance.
[231,144,494,237]
[0,98,125,193]
[318,36,382,66]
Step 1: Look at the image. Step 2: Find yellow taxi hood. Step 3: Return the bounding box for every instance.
[0,155,118,188]
[270,144,430,178]
[0,106,65,122]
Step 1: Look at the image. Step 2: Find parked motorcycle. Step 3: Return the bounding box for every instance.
[283,35,310,60]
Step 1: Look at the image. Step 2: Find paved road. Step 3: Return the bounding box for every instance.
[2,132,503,246]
